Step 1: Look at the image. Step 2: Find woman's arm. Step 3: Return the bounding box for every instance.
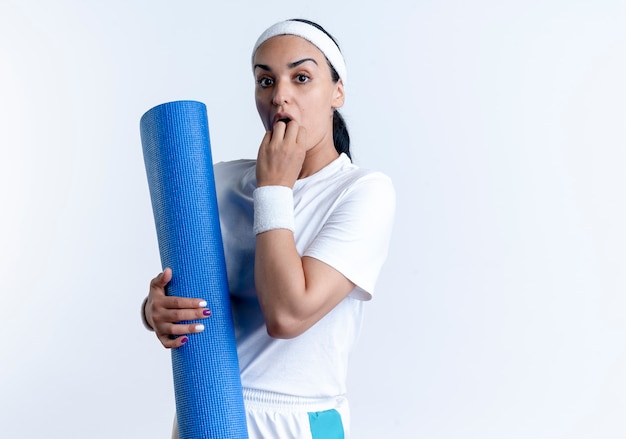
[254,120,355,338]
[255,229,355,338]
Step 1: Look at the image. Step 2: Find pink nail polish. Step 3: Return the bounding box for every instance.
[203,309,212,317]
[180,337,189,344]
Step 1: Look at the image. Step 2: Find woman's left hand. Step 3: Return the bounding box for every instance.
[256,120,306,188]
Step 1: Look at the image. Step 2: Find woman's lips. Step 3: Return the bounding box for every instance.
[272,113,294,126]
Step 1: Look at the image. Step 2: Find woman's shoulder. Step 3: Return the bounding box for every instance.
[331,160,396,213]
[335,157,394,193]
[214,158,256,172]
[300,156,394,212]
[306,153,392,188]
[214,158,257,178]
[214,159,257,191]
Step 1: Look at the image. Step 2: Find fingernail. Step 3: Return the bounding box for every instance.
[180,337,188,344]
[198,300,207,307]
[203,309,212,317]
[194,324,205,332]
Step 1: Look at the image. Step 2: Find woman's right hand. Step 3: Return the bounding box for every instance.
[144,267,212,349]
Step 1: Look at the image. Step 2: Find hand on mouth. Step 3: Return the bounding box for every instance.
[272,113,294,129]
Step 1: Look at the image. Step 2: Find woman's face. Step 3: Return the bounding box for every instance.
[253,35,344,151]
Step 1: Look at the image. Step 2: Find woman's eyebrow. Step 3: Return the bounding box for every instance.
[254,58,318,72]
[254,63,271,72]
[288,58,318,68]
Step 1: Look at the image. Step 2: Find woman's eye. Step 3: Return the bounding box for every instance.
[296,74,310,83]
[257,77,274,88]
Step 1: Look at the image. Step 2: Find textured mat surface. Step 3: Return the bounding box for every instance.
[140,100,248,439]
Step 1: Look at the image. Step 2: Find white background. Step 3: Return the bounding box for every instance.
[1,0,625,438]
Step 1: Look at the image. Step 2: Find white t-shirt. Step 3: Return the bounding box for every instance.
[214,153,395,399]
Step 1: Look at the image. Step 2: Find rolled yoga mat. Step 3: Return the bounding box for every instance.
[140,100,248,439]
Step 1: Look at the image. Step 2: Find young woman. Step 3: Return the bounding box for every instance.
[142,18,395,439]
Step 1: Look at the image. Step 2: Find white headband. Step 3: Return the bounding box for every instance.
[252,20,347,85]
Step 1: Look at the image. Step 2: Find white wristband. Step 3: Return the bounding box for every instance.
[253,185,295,235]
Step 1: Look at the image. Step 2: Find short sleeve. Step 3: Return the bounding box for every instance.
[303,172,395,300]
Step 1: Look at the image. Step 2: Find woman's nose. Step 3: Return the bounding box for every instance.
[272,80,290,106]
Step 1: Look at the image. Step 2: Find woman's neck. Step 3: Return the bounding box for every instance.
[298,142,339,179]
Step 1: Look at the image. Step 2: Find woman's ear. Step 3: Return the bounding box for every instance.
[332,79,345,109]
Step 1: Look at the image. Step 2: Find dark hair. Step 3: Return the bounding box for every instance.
[289,19,351,160]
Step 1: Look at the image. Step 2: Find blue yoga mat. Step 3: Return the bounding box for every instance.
[140,100,248,439]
